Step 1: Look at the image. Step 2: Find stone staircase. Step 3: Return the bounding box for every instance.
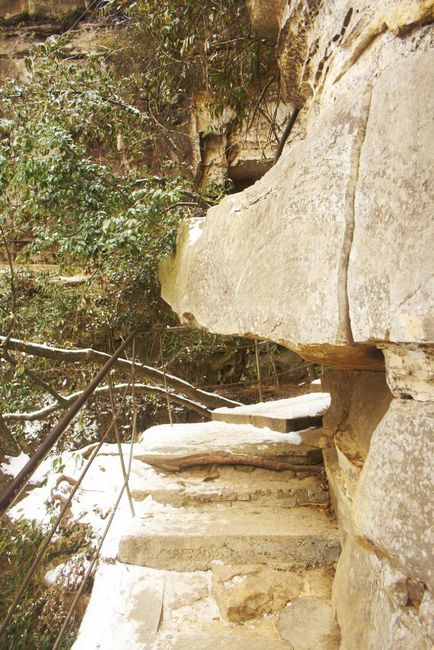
[72,393,341,650]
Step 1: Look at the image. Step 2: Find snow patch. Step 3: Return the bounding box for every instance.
[188,218,205,245]
[1,451,30,477]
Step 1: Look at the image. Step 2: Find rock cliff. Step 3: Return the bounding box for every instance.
[161,2,434,648]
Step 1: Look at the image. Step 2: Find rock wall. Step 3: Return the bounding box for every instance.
[189,89,291,191]
[0,1,286,192]
[160,1,434,648]
[0,1,117,82]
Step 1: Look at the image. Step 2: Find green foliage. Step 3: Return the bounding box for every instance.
[0,38,187,272]
[104,0,276,167]
[0,517,89,649]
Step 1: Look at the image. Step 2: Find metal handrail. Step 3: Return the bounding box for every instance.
[0,329,140,517]
[0,332,141,644]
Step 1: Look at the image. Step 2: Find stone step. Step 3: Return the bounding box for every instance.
[129,464,329,508]
[134,421,324,473]
[117,502,340,571]
[72,562,338,650]
[212,392,331,433]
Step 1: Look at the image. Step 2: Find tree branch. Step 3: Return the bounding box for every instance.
[0,222,17,348]
[274,107,300,163]
[0,336,240,410]
[2,383,211,423]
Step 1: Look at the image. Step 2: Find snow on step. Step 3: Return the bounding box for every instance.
[130,465,329,507]
[73,562,337,650]
[133,421,323,472]
[72,564,164,650]
[72,563,287,650]
[117,502,340,571]
[212,392,331,433]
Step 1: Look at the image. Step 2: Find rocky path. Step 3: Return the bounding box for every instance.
[72,393,341,649]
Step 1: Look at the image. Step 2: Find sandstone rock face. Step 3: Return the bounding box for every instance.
[0,0,29,22]
[160,78,384,369]
[323,370,434,649]
[0,0,86,22]
[334,537,434,650]
[322,371,392,455]
[161,10,434,642]
[381,343,434,401]
[246,0,287,41]
[348,52,434,345]
[160,3,433,371]
[190,87,290,191]
[354,399,434,589]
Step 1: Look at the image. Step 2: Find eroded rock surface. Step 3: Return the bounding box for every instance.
[354,399,434,589]
[323,370,434,649]
[211,563,302,622]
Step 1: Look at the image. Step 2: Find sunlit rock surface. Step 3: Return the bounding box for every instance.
[160,2,434,648]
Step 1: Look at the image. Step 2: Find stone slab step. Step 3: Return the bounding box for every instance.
[129,464,329,507]
[117,503,340,571]
[212,392,331,433]
[67,447,326,508]
[72,563,290,650]
[134,421,323,472]
[73,562,337,650]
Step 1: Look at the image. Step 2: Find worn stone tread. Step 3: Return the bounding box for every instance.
[212,393,331,433]
[134,420,323,472]
[130,464,329,507]
[72,563,165,650]
[117,503,340,570]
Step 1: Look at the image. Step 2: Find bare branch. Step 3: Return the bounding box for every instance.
[2,382,211,423]
[274,107,300,163]
[0,336,240,409]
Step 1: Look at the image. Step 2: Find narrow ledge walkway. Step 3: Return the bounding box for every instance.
[71,392,341,650]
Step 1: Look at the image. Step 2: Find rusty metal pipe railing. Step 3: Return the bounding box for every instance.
[0,329,140,517]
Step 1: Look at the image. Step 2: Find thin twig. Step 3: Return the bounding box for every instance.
[254,340,263,402]
[0,222,17,348]
[108,373,135,517]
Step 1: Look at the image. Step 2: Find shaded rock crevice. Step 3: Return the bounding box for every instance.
[338,82,373,344]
